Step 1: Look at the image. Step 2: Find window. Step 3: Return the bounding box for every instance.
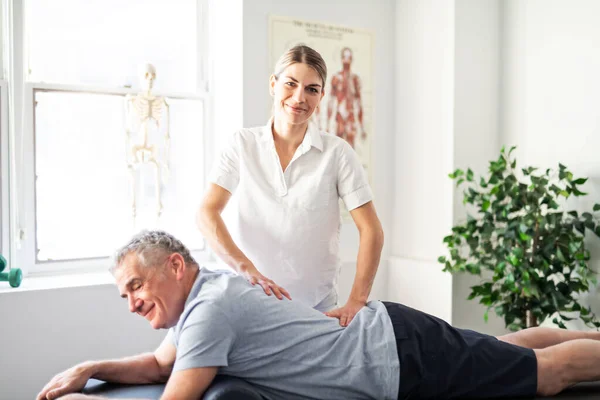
[5,0,212,273]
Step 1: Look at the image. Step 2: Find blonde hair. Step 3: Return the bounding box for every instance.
[273,45,327,87]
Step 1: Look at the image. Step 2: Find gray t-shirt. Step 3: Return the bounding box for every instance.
[170,268,400,400]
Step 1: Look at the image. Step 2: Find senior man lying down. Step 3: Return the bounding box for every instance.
[38,230,600,400]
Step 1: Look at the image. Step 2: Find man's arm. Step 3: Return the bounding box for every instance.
[57,366,218,400]
[160,367,218,400]
[36,335,176,400]
[92,334,175,383]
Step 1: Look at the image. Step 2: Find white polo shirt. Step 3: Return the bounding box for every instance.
[209,119,372,309]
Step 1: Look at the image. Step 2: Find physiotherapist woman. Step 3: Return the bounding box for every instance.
[197,45,384,326]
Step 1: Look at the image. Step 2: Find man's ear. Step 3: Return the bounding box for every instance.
[169,253,186,280]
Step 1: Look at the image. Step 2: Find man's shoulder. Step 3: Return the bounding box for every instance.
[178,270,238,324]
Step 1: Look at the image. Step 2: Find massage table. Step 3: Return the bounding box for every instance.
[83,377,600,399]
[83,376,263,399]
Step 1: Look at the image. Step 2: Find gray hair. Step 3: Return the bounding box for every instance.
[110,230,197,274]
[273,44,327,87]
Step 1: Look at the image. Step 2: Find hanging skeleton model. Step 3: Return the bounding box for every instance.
[125,64,170,222]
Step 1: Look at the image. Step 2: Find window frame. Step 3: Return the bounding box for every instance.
[0,80,8,260]
[6,0,214,275]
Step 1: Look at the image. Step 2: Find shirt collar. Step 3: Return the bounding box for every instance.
[260,118,323,152]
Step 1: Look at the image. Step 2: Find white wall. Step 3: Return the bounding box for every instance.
[242,0,396,303]
[451,0,507,334]
[0,285,165,400]
[390,0,455,321]
[501,0,600,329]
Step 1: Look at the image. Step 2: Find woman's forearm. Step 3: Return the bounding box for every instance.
[196,208,253,273]
[348,227,384,303]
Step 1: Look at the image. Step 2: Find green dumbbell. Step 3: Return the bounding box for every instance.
[0,254,23,288]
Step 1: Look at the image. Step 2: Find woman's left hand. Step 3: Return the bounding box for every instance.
[325,299,366,327]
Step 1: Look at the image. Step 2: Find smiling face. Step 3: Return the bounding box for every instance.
[270,62,325,126]
[115,252,187,330]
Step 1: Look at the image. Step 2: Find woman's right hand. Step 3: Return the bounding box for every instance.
[239,263,291,301]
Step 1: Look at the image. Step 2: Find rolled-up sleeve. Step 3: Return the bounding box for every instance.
[337,141,373,211]
[209,132,241,194]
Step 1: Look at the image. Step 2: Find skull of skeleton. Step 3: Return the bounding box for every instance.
[139,63,157,92]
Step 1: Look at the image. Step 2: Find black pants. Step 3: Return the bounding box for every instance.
[383,302,538,400]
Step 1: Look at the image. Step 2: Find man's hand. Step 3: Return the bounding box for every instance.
[37,363,93,400]
[325,299,366,327]
[240,264,291,301]
[59,395,105,400]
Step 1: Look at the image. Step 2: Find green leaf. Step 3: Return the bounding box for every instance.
[482,200,491,212]
[512,247,524,258]
[505,273,515,285]
[508,323,521,332]
[594,204,600,212]
[573,178,588,185]
[557,248,566,262]
[466,263,481,274]
[574,220,585,235]
[438,256,446,263]
[569,241,582,254]
[581,307,590,316]
[466,168,474,182]
[519,232,531,241]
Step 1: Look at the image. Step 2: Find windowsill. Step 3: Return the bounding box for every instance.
[0,269,115,294]
[0,262,224,294]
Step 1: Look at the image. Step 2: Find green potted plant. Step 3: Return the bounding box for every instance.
[439,146,600,331]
